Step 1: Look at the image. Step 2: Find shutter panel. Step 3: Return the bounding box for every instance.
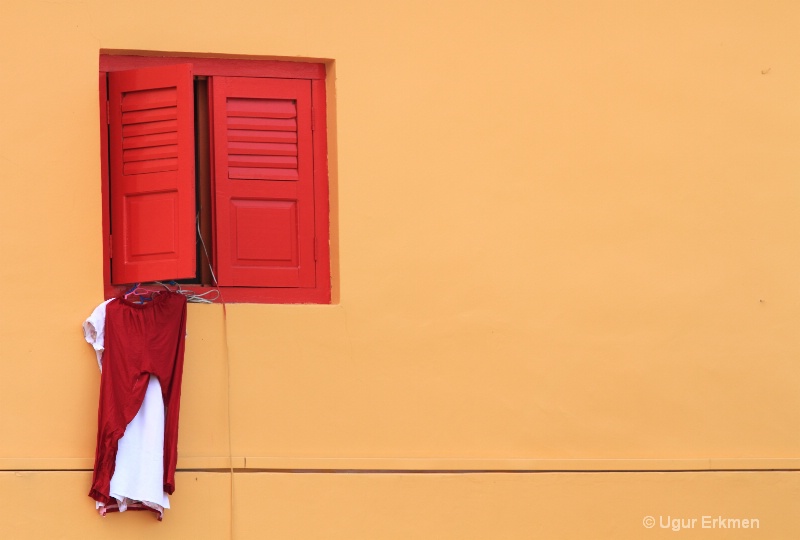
[211,77,315,287]
[108,64,196,284]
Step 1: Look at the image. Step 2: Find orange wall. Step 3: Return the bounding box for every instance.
[1,0,799,537]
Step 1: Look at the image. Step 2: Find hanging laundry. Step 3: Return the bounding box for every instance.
[83,291,188,520]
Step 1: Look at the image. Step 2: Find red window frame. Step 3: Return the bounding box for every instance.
[100,54,330,303]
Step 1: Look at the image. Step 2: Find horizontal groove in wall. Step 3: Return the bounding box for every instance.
[2,457,800,472]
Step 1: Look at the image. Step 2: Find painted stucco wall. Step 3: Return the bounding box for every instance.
[1,1,799,537]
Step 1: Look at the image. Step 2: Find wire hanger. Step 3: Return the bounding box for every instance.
[123,283,139,299]
[123,282,161,303]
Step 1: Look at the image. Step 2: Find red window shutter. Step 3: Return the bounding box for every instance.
[108,64,196,284]
[211,77,315,287]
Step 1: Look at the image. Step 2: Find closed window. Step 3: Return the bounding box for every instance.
[100,55,330,303]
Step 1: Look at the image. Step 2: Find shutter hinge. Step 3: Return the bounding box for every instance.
[106,101,110,124]
[108,234,112,258]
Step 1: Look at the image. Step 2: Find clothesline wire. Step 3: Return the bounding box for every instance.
[196,214,219,288]
[153,281,220,304]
